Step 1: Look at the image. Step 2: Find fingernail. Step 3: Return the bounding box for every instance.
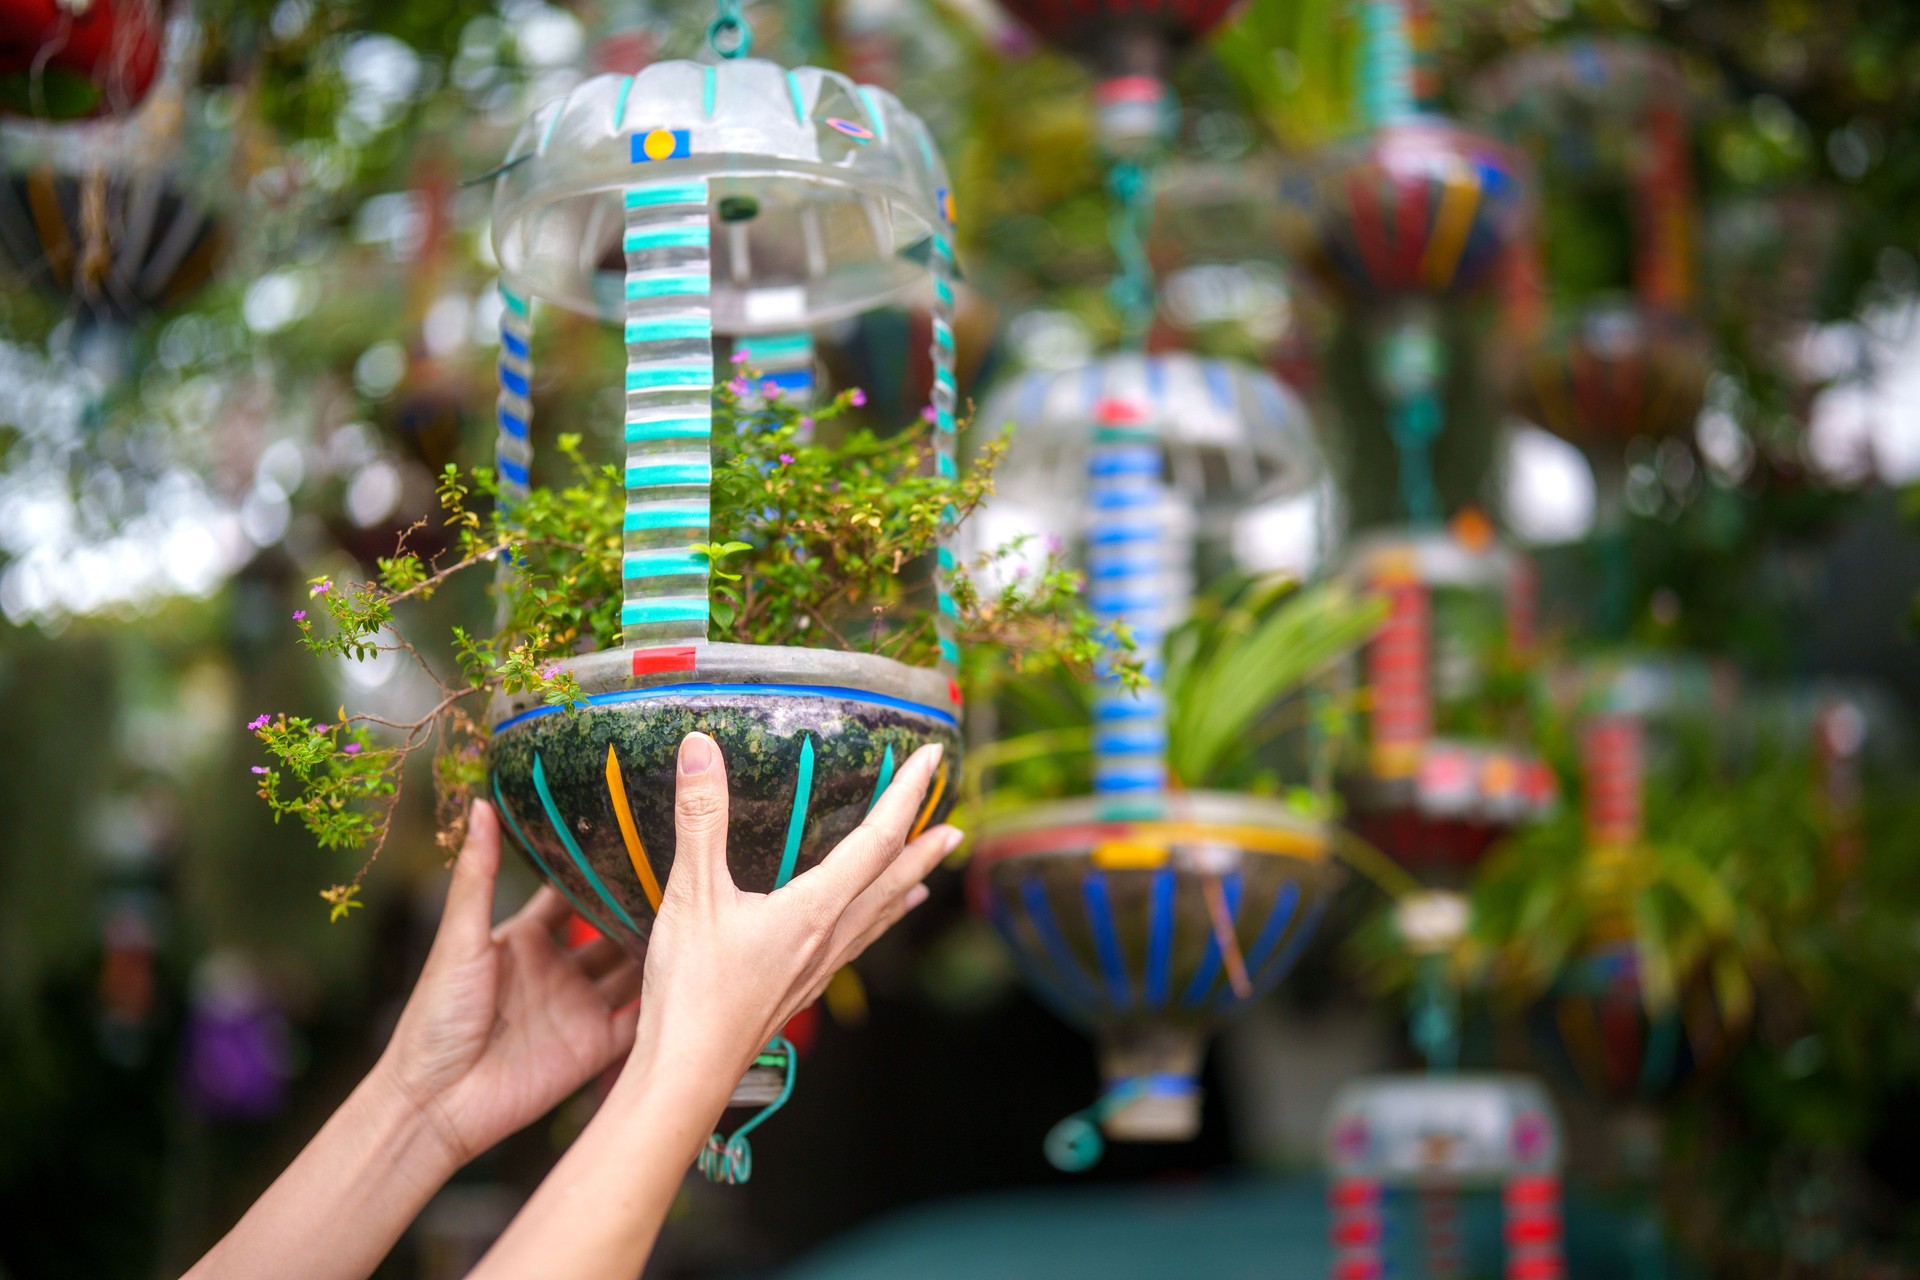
[905,884,930,909]
[679,733,716,776]
[926,742,945,767]
[940,826,965,854]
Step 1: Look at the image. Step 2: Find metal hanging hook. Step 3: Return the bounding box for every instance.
[707,0,752,59]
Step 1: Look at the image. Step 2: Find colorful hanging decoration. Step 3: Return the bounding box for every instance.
[1509,302,1712,463]
[1326,1075,1566,1280]
[485,50,962,1173]
[972,355,1330,1164]
[0,19,224,322]
[1284,0,1528,526]
[0,0,163,120]
[1344,519,1556,873]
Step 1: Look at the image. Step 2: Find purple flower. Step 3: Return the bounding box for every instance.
[344,742,362,755]
[798,416,814,433]
[291,610,306,622]
[310,581,331,596]
[251,766,268,775]
[761,380,782,400]
[778,453,794,465]
[849,388,867,407]
[247,714,270,731]
[729,376,750,396]
[1043,533,1064,556]
[313,724,329,734]
[541,663,562,680]
[920,405,938,423]
[730,347,751,364]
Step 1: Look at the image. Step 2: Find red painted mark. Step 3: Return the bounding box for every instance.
[632,645,698,676]
[948,678,963,705]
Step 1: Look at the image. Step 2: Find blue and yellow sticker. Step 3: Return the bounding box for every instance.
[632,128,691,163]
[936,187,955,225]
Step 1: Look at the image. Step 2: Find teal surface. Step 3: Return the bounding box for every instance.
[778,1177,1668,1280]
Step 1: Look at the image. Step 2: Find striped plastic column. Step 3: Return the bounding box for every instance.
[1367,566,1431,779]
[620,176,715,651]
[1088,404,1175,821]
[928,224,959,679]
[1503,1175,1566,1280]
[495,282,534,511]
[1329,1176,1386,1280]
[1583,713,1643,849]
[1357,0,1416,127]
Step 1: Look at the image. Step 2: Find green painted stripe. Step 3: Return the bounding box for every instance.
[626,365,711,391]
[934,278,953,307]
[625,181,708,209]
[937,591,957,618]
[863,742,896,816]
[624,505,709,531]
[743,332,812,363]
[614,74,635,128]
[775,734,816,887]
[539,95,566,153]
[624,461,712,487]
[935,454,956,478]
[938,546,956,570]
[501,288,530,316]
[938,636,960,665]
[493,773,617,937]
[620,597,709,625]
[626,417,712,442]
[530,754,641,931]
[626,273,710,299]
[933,320,954,350]
[625,316,712,343]
[703,64,716,118]
[786,69,807,125]
[624,225,709,251]
[624,550,708,577]
[857,87,889,141]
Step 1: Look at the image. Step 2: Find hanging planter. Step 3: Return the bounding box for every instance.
[1324,1074,1567,1280]
[484,60,966,964]
[0,0,163,121]
[966,354,1363,1163]
[1343,522,1556,874]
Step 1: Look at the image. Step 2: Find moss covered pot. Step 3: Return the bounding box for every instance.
[489,643,962,961]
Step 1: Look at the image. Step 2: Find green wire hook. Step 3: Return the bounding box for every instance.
[698,1035,795,1184]
[1105,160,1156,350]
[707,0,752,59]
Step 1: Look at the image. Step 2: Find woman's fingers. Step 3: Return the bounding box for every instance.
[501,884,574,942]
[791,743,943,908]
[827,824,959,963]
[434,801,504,955]
[666,733,733,898]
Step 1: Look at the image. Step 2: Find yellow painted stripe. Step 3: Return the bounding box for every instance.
[604,744,664,911]
[908,761,949,840]
[1420,164,1481,292]
[1134,821,1329,860]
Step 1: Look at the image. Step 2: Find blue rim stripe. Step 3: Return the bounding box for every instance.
[1021,876,1103,1009]
[530,754,640,932]
[494,682,959,734]
[774,735,815,888]
[1144,868,1176,1007]
[1082,872,1131,1006]
[1231,883,1327,1007]
[985,885,1080,1023]
[493,773,617,938]
[1180,872,1243,1008]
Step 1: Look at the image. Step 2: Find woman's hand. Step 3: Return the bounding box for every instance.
[375,801,645,1167]
[468,734,959,1280]
[625,733,961,1092]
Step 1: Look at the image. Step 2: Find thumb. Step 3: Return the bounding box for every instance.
[434,800,502,953]
[668,732,732,898]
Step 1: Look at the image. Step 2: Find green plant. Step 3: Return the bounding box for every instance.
[250,375,1126,916]
[962,575,1385,821]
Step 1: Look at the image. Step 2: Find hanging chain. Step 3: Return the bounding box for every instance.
[707,0,752,59]
[1105,160,1156,350]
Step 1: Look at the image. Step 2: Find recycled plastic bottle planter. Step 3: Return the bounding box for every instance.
[972,793,1338,1149]
[1325,1074,1566,1280]
[1344,526,1556,874]
[486,61,964,1116]
[969,353,1329,1162]
[1,0,163,120]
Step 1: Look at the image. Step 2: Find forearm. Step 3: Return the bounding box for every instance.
[183,1064,459,1280]
[467,1050,736,1280]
